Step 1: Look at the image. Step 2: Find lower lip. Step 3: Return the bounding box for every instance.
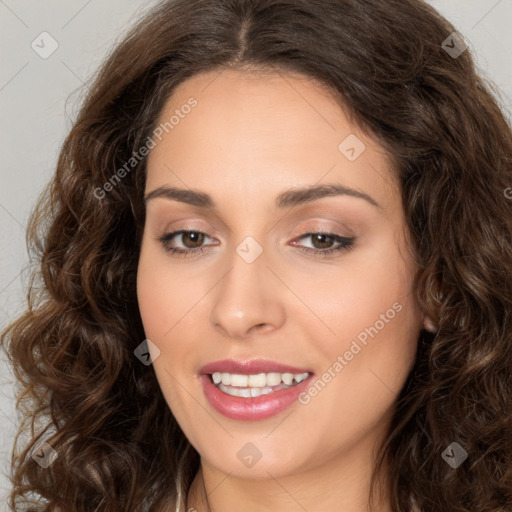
[200,374,314,421]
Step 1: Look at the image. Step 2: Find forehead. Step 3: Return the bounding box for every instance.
[145,68,399,212]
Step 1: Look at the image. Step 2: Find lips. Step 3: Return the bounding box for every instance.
[198,358,315,421]
[199,358,313,375]
[200,373,314,421]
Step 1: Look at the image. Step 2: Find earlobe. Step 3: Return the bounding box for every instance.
[423,315,437,333]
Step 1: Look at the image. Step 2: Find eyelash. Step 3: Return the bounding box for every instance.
[157,230,356,259]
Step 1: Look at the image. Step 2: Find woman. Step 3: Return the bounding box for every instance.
[2,0,511,511]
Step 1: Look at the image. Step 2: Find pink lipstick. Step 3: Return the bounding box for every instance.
[199,359,314,421]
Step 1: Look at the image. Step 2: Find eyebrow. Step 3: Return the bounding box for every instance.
[144,183,381,210]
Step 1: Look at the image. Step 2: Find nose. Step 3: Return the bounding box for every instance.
[209,242,286,340]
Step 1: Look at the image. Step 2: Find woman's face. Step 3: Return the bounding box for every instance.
[137,68,427,480]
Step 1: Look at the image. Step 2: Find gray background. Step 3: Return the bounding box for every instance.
[1,0,511,508]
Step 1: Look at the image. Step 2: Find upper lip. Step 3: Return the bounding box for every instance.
[199,359,313,375]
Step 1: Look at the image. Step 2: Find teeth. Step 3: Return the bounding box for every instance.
[211,371,310,388]
[266,372,282,386]
[219,383,274,397]
[230,374,248,387]
[250,387,264,397]
[294,373,308,384]
[248,373,266,387]
[281,373,293,385]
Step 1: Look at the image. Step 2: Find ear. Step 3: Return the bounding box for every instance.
[423,315,437,333]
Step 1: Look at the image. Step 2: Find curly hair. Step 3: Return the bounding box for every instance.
[2,0,512,510]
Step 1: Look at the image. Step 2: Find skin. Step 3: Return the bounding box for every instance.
[137,67,433,512]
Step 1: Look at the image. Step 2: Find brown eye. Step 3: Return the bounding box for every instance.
[180,231,205,248]
[158,230,214,257]
[292,232,356,258]
[310,233,336,250]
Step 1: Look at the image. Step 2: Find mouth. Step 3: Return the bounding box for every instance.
[199,359,315,420]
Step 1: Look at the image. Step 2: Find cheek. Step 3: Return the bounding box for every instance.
[296,229,420,395]
[291,257,419,454]
[136,261,173,339]
[294,229,417,342]
[136,240,204,341]
[136,246,201,409]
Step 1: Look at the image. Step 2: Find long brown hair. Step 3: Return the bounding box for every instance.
[2,0,511,510]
